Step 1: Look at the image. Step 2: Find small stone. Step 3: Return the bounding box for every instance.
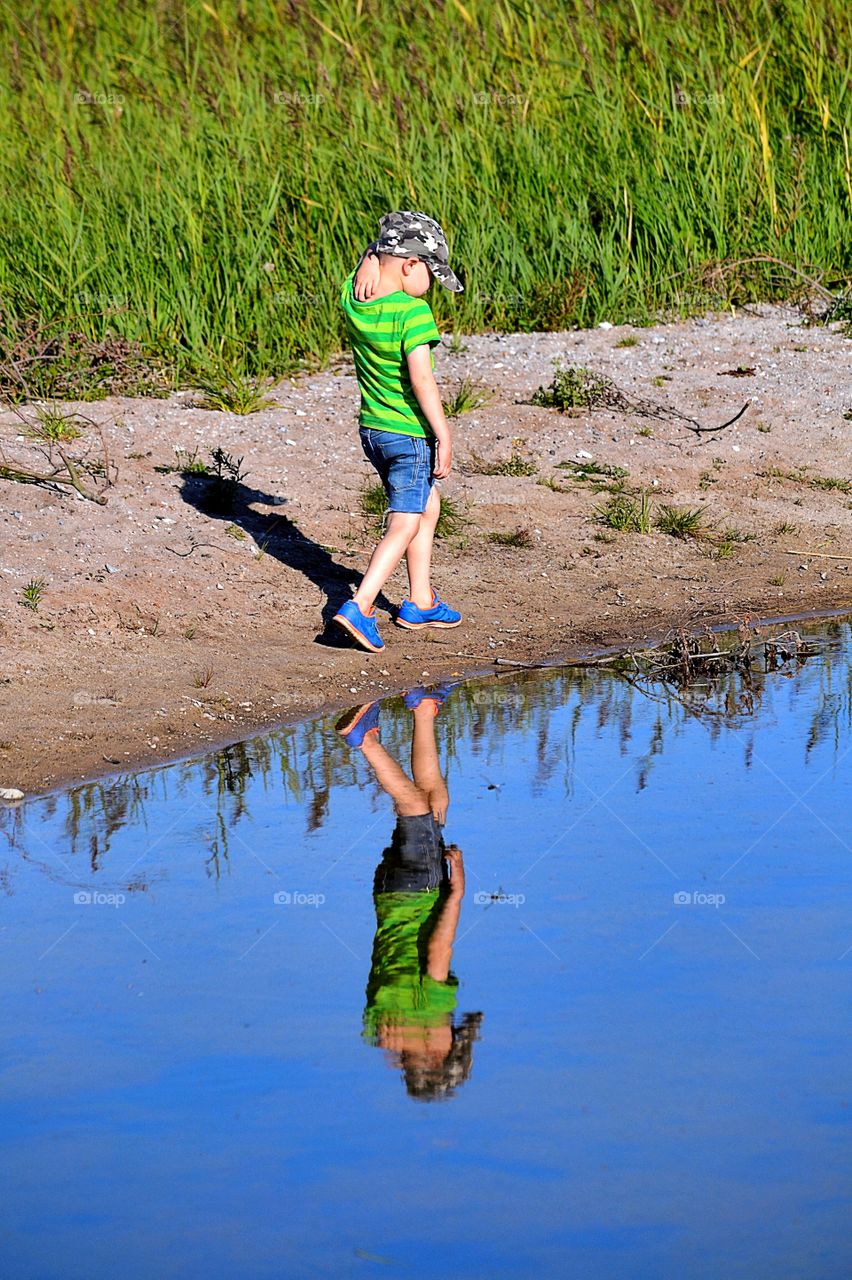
[0,787,24,802]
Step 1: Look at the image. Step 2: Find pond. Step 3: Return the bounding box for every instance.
[2,614,851,1279]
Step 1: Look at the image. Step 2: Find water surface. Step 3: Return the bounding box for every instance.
[2,617,851,1279]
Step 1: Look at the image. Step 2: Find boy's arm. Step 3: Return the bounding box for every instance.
[426,847,465,982]
[406,344,452,478]
[353,241,381,301]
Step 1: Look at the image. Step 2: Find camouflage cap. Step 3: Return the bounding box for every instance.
[374,210,463,293]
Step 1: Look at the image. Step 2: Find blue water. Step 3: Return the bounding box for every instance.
[1,617,851,1279]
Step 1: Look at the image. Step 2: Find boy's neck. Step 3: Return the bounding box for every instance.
[369,258,406,299]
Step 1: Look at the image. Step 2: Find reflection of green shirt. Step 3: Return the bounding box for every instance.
[363,891,459,1040]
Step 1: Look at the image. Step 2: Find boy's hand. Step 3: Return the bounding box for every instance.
[354,252,380,301]
[445,845,465,894]
[434,435,452,479]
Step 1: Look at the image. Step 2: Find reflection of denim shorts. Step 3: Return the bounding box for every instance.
[373,814,448,894]
[360,428,435,515]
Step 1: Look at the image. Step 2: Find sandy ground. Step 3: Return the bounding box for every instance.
[2,302,851,796]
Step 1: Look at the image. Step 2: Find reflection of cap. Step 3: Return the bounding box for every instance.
[374,210,463,293]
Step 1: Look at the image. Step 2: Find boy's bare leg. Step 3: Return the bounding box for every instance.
[360,735,430,817]
[410,698,449,823]
[353,511,421,612]
[404,485,440,609]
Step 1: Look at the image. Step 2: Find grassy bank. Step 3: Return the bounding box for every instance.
[1,0,850,392]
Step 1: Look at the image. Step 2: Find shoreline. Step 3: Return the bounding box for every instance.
[8,592,851,801]
[3,307,851,799]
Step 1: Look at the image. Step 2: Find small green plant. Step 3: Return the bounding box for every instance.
[467,451,537,477]
[537,474,570,493]
[719,526,756,544]
[698,471,717,490]
[155,446,209,475]
[554,459,628,494]
[19,577,46,610]
[655,504,708,540]
[27,405,83,443]
[773,521,798,535]
[206,447,248,513]
[714,539,736,558]
[184,625,196,639]
[769,573,785,585]
[756,422,772,433]
[447,333,469,356]
[196,372,278,414]
[615,336,638,348]
[488,528,533,547]
[595,492,652,533]
[651,375,667,387]
[532,364,610,411]
[225,523,246,540]
[193,667,214,689]
[637,426,653,437]
[442,377,491,417]
[808,473,851,493]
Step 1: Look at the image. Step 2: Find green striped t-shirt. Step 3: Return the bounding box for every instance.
[340,271,441,438]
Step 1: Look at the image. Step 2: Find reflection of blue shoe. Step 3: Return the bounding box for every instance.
[403,683,457,711]
[397,591,462,630]
[332,599,385,652]
[335,702,380,746]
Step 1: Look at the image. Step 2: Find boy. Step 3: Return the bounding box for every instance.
[336,689,483,1101]
[333,211,464,654]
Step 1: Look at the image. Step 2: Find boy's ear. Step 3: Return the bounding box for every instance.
[400,257,420,276]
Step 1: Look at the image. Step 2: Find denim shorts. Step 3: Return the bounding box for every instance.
[373,814,449,894]
[360,427,436,515]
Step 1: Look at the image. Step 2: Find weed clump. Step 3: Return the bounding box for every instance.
[488,528,533,548]
[441,378,491,417]
[532,365,611,411]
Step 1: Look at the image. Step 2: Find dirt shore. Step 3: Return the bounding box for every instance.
[2,302,851,797]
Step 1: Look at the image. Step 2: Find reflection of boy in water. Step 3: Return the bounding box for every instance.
[336,689,482,1101]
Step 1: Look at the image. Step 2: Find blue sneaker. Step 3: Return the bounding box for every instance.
[403,682,458,711]
[396,591,462,630]
[335,701,380,746]
[332,599,385,652]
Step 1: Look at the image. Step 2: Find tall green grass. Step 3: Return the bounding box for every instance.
[1,0,850,387]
